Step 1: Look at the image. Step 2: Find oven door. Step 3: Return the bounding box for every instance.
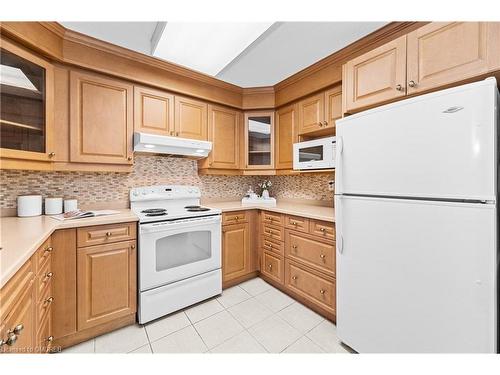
[293,138,335,170]
[139,215,221,291]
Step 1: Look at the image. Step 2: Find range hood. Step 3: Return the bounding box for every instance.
[133,132,212,158]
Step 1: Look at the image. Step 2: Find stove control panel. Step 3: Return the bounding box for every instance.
[130,185,201,201]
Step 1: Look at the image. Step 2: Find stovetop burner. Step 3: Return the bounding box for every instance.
[141,208,167,214]
[184,205,201,209]
[145,212,168,217]
[186,207,210,212]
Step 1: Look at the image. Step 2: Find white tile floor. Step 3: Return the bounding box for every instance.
[63,278,352,354]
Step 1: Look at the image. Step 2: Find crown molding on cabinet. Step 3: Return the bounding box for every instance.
[0,21,428,110]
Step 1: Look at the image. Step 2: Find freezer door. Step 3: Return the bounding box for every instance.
[335,195,497,353]
[336,79,498,201]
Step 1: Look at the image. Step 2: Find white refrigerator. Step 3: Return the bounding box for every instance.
[335,78,499,353]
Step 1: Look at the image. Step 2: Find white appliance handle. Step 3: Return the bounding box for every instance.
[336,136,343,194]
[336,195,343,254]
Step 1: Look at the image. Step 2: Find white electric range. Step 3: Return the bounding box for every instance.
[130,185,222,324]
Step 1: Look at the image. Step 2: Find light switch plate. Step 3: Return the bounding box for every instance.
[328,180,334,192]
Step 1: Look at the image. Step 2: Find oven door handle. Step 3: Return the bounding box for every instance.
[140,215,221,234]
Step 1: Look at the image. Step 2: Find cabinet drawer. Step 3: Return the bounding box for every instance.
[262,223,284,242]
[284,215,310,233]
[261,211,283,226]
[35,237,52,272]
[262,236,284,255]
[222,211,248,225]
[77,222,137,247]
[36,257,53,302]
[310,220,335,240]
[0,259,34,322]
[36,310,52,353]
[261,251,284,285]
[285,230,335,275]
[37,285,53,327]
[285,260,335,313]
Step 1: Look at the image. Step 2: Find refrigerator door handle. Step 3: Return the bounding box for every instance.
[336,136,343,194]
[339,234,344,254]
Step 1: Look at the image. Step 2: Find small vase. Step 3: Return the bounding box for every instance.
[262,189,270,199]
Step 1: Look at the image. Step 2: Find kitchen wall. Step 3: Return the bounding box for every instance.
[0,155,333,212]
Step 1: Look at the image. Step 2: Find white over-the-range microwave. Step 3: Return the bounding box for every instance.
[293,136,336,170]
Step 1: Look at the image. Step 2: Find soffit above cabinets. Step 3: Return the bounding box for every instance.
[61,21,388,87]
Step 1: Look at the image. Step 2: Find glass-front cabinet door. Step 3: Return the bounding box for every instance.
[244,111,274,169]
[0,39,54,162]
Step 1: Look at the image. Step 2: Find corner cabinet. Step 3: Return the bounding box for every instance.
[0,38,55,165]
[199,104,241,171]
[69,70,134,165]
[243,111,275,170]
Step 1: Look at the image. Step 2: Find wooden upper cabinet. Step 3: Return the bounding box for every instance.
[275,104,297,169]
[344,36,407,113]
[201,104,240,169]
[244,111,275,169]
[407,22,500,94]
[298,92,324,134]
[222,223,251,282]
[77,240,136,331]
[69,70,133,165]
[174,96,208,140]
[324,85,342,133]
[134,86,174,136]
[0,38,54,163]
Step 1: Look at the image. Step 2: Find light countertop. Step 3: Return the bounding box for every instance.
[0,209,138,288]
[205,200,335,223]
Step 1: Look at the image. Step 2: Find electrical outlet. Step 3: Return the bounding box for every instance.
[328,180,334,192]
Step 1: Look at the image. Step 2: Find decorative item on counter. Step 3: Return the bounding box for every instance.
[245,185,258,199]
[64,199,78,213]
[44,197,63,215]
[258,180,272,199]
[17,195,43,217]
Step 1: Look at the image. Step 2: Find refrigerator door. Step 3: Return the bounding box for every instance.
[336,79,498,201]
[335,195,497,353]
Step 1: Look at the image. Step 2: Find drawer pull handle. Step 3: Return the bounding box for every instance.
[131,244,136,249]
[3,334,17,347]
[44,272,54,279]
[105,232,112,237]
[44,246,53,253]
[320,254,326,260]
[320,289,326,295]
[319,228,326,232]
[46,336,54,343]
[291,221,297,225]
[44,297,54,305]
[292,245,297,250]
[292,276,298,280]
[268,264,272,270]
[268,243,273,248]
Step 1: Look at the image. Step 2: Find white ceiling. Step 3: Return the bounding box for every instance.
[61,21,387,87]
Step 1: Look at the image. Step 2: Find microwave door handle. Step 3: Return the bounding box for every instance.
[336,136,343,194]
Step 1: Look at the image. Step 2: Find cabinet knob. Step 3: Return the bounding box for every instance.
[395,84,404,91]
[408,80,417,88]
[176,132,179,137]
[324,120,328,126]
[292,276,298,280]
[48,152,55,158]
[268,264,272,270]
[46,336,54,343]
[268,243,273,248]
[320,289,326,295]
[319,227,326,232]
[127,156,132,161]
[318,122,323,127]
[45,297,54,305]
[170,131,174,136]
[292,245,298,250]
[13,324,24,335]
[131,244,136,249]
[45,272,53,279]
[5,334,17,346]
[291,221,297,225]
[320,254,326,261]
[106,232,112,237]
[44,246,53,253]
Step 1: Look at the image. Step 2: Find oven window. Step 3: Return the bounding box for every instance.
[155,231,212,270]
[299,146,323,162]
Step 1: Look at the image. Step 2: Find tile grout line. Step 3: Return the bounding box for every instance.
[184,309,210,353]
[142,324,154,354]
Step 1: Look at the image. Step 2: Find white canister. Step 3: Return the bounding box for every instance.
[17,195,43,217]
[45,197,63,215]
[64,199,78,213]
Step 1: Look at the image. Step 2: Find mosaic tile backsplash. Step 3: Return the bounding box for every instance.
[0,155,333,210]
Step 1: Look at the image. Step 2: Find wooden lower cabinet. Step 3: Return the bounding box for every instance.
[261,251,284,284]
[77,240,137,331]
[222,222,251,283]
[285,260,336,317]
